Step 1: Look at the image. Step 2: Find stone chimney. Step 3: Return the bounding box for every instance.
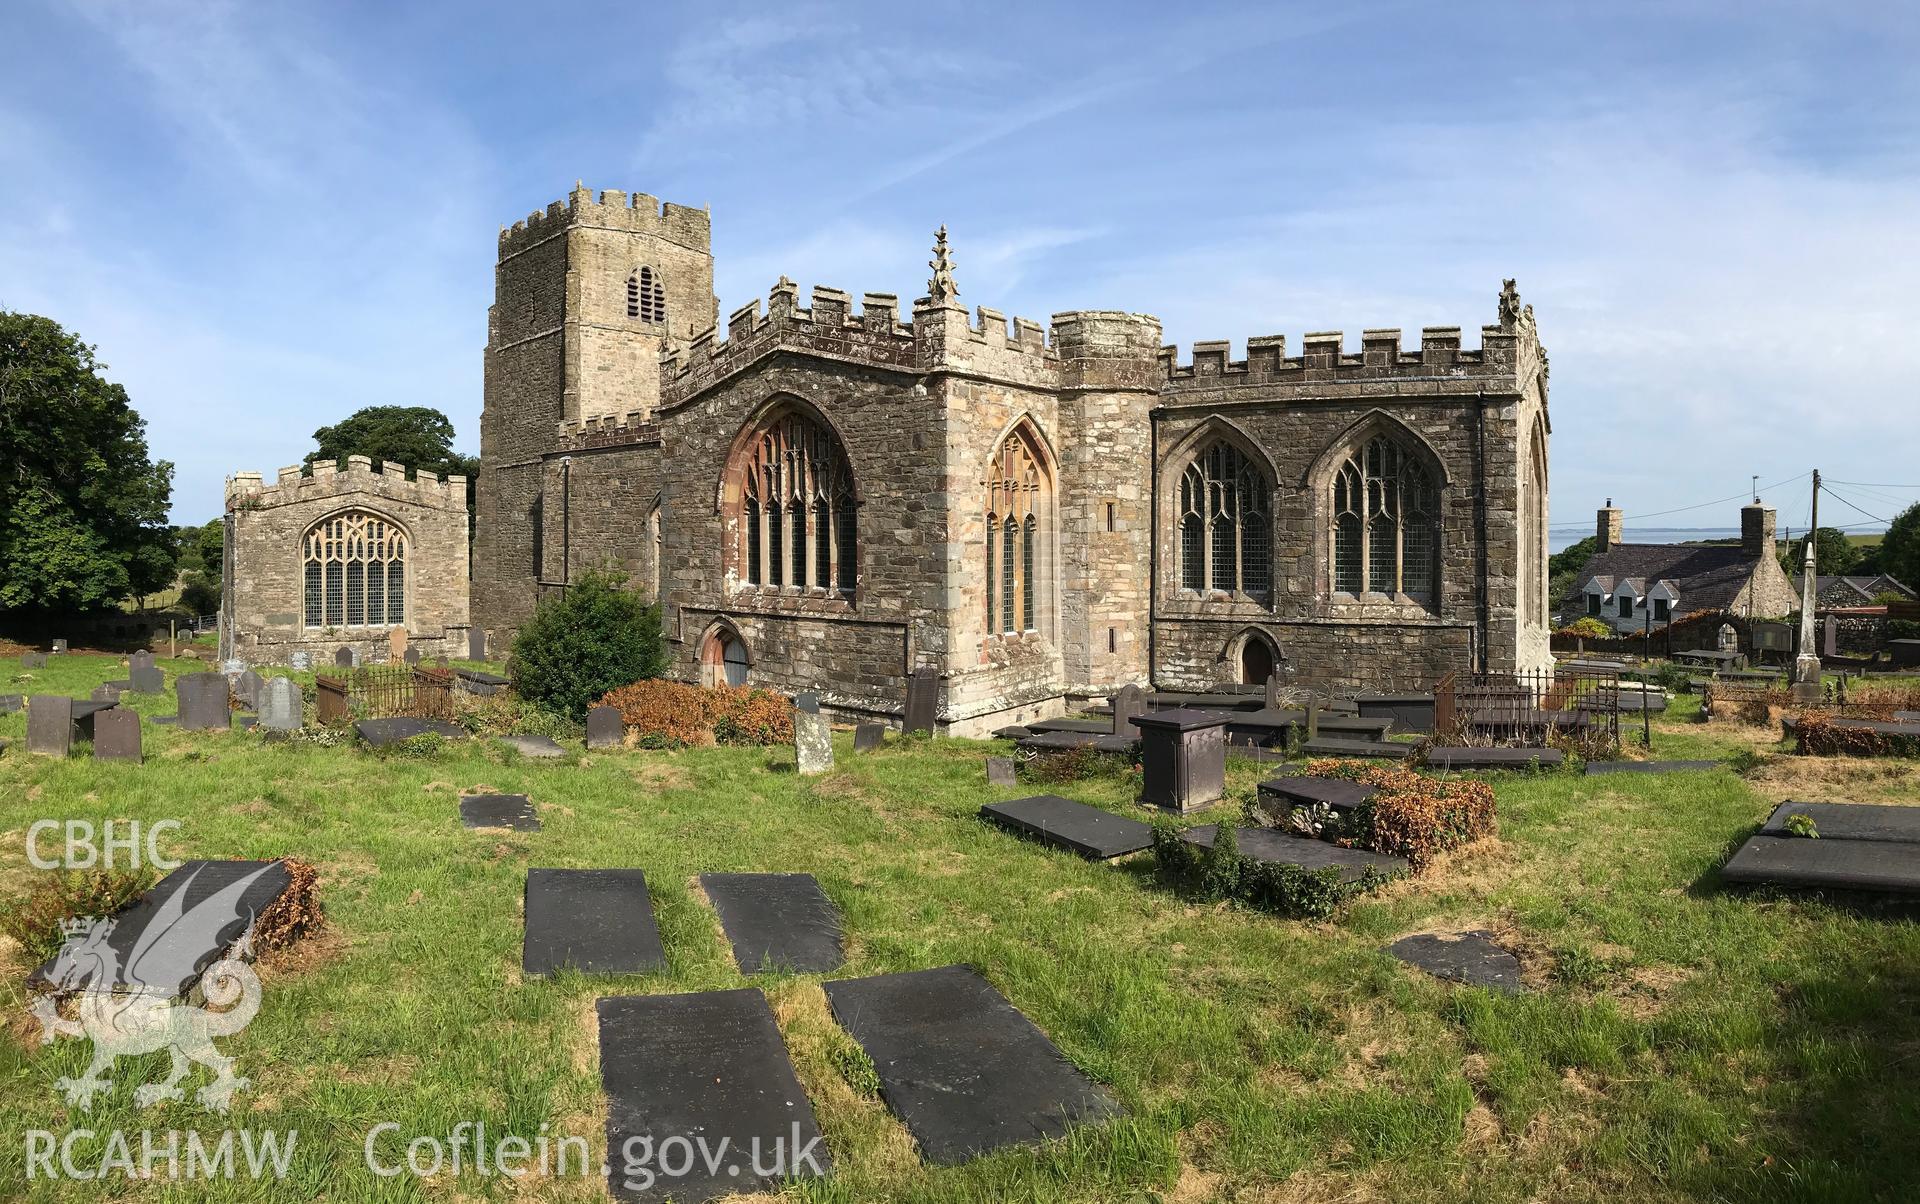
[1596,499,1624,553]
[1742,501,1776,559]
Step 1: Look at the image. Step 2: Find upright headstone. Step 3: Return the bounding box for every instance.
[468,627,487,662]
[388,627,408,662]
[334,646,354,668]
[233,669,264,709]
[176,672,231,731]
[904,667,938,736]
[51,639,68,654]
[1110,684,1148,737]
[986,756,1017,786]
[796,691,821,714]
[586,705,623,750]
[258,677,303,731]
[90,684,121,704]
[22,652,47,669]
[27,695,72,757]
[1265,671,1283,710]
[403,647,422,666]
[1823,614,1839,660]
[795,710,833,775]
[130,661,164,694]
[1718,623,1740,653]
[289,650,311,671]
[92,708,141,764]
[130,650,155,672]
[222,658,246,675]
[853,722,886,752]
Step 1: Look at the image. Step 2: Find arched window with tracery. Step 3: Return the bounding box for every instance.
[1330,435,1440,604]
[984,425,1050,636]
[733,407,856,597]
[1176,441,1271,597]
[303,511,406,628]
[627,267,666,323]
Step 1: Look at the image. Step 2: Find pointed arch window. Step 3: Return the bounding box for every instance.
[304,511,406,628]
[734,407,856,598]
[1177,440,1272,598]
[1330,435,1440,604]
[627,267,666,323]
[985,426,1050,636]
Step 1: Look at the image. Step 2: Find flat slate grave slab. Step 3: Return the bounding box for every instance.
[1258,775,1378,816]
[598,988,829,1203]
[1759,801,1920,843]
[980,795,1154,860]
[460,794,541,831]
[698,873,844,973]
[29,860,291,998]
[355,717,468,746]
[1301,737,1413,761]
[523,869,667,976]
[498,733,566,758]
[1722,834,1920,895]
[822,965,1120,1166]
[1427,747,1566,771]
[1388,931,1524,993]
[1585,759,1723,775]
[1181,826,1409,881]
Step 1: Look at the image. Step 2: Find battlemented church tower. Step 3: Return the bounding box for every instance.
[474,185,716,637]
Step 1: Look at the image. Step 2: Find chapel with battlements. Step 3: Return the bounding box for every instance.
[465,184,1552,734]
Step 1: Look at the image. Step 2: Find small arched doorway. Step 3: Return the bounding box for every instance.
[1239,635,1276,686]
[700,626,751,688]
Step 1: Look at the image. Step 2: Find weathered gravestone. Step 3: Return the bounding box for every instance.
[288,650,311,671]
[586,705,623,750]
[27,696,72,756]
[904,667,938,736]
[853,722,886,752]
[334,646,354,668]
[90,684,120,704]
[1718,623,1740,653]
[388,628,408,662]
[93,708,141,764]
[500,734,566,758]
[986,756,1017,787]
[51,639,68,654]
[233,669,264,709]
[130,661,164,694]
[403,647,422,666]
[796,690,821,714]
[1265,671,1283,710]
[0,694,22,714]
[795,710,833,775]
[221,658,246,675]
[1110,683,1148,737]
[22,652,47,669]
[176,672,231,731]
[468,627,487,661]
[258,677,303,731]
[1823,614,1839,659]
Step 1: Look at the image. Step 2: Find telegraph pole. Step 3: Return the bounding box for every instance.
[1792,470,1822,701]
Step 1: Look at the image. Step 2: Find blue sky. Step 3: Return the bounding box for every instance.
[3,1,1917,536]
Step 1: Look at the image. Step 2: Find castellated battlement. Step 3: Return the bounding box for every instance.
[1158,322,1524,390]
[555,411,662,451]
[498,184,712,258]
[225,456,469,513]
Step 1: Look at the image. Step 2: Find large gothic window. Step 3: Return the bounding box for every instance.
[627,267,665,323]
[304,511,406,628]
[734,408,856,597]
[1330,435,1439,603]
[1177,441,1271,597]
[985,425,1049,635]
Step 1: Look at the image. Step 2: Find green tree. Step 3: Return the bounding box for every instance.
[1548,535,1598,580]
[1779,527,1859,577]
[509,571,665,718]
[306,405,477,482]
[173,518,225,615]
[0,312,176,612]
[1881,503,1920,590]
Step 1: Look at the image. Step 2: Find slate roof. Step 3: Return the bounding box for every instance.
[1562,543,1759,613]
[1792,574,1917,603]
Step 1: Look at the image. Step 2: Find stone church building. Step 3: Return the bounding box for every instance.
[223,184,1552,734]
[469,185,1551,735]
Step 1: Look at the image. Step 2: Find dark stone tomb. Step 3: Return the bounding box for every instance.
[1426,747,1566,771]
[1134,708,1228,812]
[699,873,844,973]
[1181,826,1409,881]
[980,795,1154,860]
[1584,760,1722,775]
[822,965,1120,1165]
[523,868,667,976]
[1388,931,1524,993]
[460,794,541,831]
[354,717,467,746]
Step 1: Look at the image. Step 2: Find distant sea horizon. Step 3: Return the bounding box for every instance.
[1545,525,1876,555]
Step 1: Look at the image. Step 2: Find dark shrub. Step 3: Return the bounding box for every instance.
[509,571,665,718]
[3,868,158,964]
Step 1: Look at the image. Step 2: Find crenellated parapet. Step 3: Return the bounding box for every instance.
[555,411,663,451]
[498,184,711,259]
[225,456,469,514]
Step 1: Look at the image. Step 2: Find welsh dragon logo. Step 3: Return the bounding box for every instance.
[29,863,279,1113]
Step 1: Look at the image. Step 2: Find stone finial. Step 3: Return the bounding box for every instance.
[926,226,959,305]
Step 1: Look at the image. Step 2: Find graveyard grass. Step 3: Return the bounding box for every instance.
[4,656,1920,1202]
